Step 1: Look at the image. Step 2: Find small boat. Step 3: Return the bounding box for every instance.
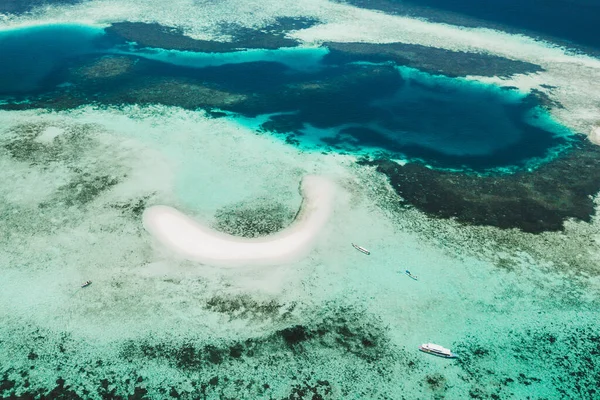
[419,343,458,359]
[405,270,418,280]
[81,280,92,288]
[351,243,370,255]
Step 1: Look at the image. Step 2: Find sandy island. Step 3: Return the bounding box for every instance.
[589,126,600,145]
[143,176,335,267]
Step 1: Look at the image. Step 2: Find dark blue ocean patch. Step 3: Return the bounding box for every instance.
[401,0,600,51]
[344,0,600,55]
[244,67,573,171]
[0,24,111,94]
[0,24,326,96]
[0,24,574,172]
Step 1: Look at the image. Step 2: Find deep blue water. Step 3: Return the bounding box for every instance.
[0,25,112,94]
[402,0,600,50]
[290,68,570,171]
[0,24,573,171]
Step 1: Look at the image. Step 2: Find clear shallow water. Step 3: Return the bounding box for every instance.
[1,104,598,400]
[0,7,599,400]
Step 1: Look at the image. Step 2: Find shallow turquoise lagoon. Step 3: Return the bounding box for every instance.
[0,19,599,400]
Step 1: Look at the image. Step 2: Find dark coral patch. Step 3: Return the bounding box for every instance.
[0,373,16,394]
[111,77,247,110]
[424,373,447,392]
[213,201,295,238]
[455,322,600,399]
[2,122,95,166]
[110,195,153,219]
[285,380,332,400]
[280,325,309,347]
[70,55,138,85]
[118,305,392,371]
[361,137,600,233]
[323,41,543,78]
[104,18,317,53]
[273,307,391,363]
[1,376,84,400]
[46,174,121,208]
[0,305,421,398]
[204,294,296,321]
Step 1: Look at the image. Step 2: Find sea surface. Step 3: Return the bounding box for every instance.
[405,0,600,49]
[1,1,599,399]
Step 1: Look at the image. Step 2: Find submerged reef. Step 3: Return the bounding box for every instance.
[361,137,600,233]
[0,0,82,14]
[71,56,137,81]
[2,121,95,166]
[0,305,408,399]
[0,120,129,242]
[0,24,569,171]
[2,309,599,399]
[454,320,600,400]
[323,41,544,78]
[203,295,297,322]
[114,77,248,110]
[213,200,295,238]
[104,18,318,52]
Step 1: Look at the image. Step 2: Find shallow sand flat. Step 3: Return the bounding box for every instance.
[143,175,335,267]
[1,103,600,398]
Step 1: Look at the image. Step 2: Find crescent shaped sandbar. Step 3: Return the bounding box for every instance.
[142,176,335,267]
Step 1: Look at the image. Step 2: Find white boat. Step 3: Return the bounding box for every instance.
[81,280,92,288]
[351,243,370,255]
[418,343,458,359]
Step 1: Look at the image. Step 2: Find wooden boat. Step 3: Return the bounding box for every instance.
[419,343,458,359]
[405,270,418,280]
[351,243,370,255]
[81,280,92,288]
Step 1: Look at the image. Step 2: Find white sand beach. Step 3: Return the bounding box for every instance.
[589,126,600,145]
[143,175,335,267]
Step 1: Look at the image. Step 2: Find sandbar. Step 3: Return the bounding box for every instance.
[589,126,600,145]
[143,176,335,267]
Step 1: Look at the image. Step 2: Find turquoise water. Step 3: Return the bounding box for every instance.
[0,15,599,400]
[0,24,574,172]
[0,24,108,94]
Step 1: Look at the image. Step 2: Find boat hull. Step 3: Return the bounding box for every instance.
[419,347,458,359]
[405,271,418,280]
[351,243,370,255]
